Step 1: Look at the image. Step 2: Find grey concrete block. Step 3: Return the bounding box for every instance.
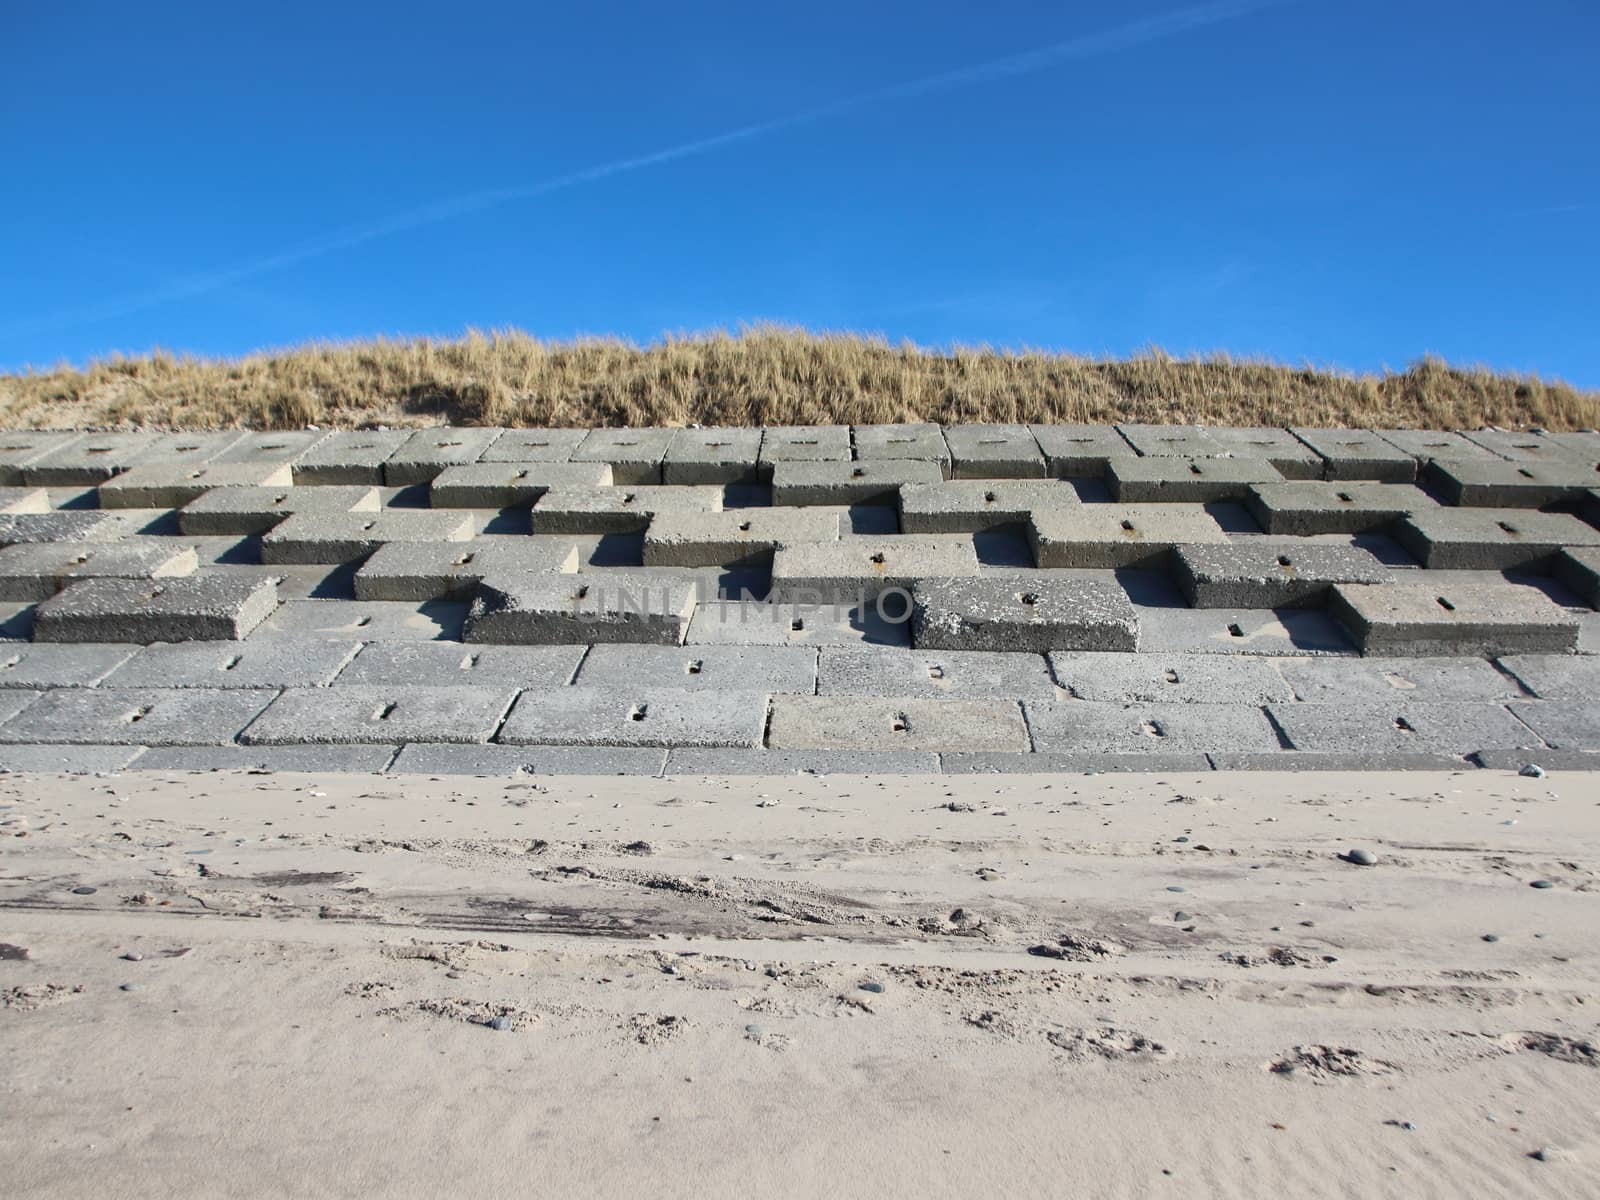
[1541,430,1600,465]
[1277,656,1521,702]
[1394,508,1600,569]
[818,646,1059,700]
[497,687,768,748]
[0,744,147,773]
[1329,581,1579,656]
[642,508,841,566]
[383,428,505,484]
[241,686,515,745]
[1208,751,1469,771]
[1172,543,1393,608]
[292,430,411,484]
[428,461,613,507]
[1115,424,1228,458]
[770,460,945,505]
[1028,504,1227,568]
[0,511,121,546]
[1048,651,1292,704]
[852,424,952,475]
[759,425,851,465]
[208,430,331,466]
[0,486,50,514]
[1376,429,1502,464]
[1475,747,1600,771]
[569,427,677,484]
[0,687,275,745]
[665,748,940,775]
[0,542,199,601]
[248,599,466,642]
[477,428,587,462]
[769,538,980,601]
[1289,428,1416,482]
[353,540,579,600]
[940,751,1214,774]
[1556,548,1600,608]
[1245,481,1439,535]
[336,642,584,687]
[897,480,1078,533]
[767,695,1028,752]
[1495,655,1600,700]
[531,485,723,533]
[1029,425,1137,478]
[911,576,1138,652]
[1024,700,1282,754]
[661,427,763,484]
[1269,702,1540,755]
[684,599,910,647]
[1207,427,1326,479]
[0,432,84,485]
[388,742,665,775]
[21,432,241,486]
[465,574,696,645]
[942,424,1046,479]
[33,575,279,643]
[1424,459,1598,507]
[0,691,43,726]
[260,510,476,564]
[102,639,359,689]
[1136,607,1357,656]
[98,461,294,508]
[1109,456,1282,503]
[132,744,398,772]
[0,605,34,642]
[178,484,382,535]
[1460,430,1590,467]
[0,643,137,688]
[576,644,817,693]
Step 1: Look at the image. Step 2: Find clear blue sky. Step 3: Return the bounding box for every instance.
[4,0,1598,385]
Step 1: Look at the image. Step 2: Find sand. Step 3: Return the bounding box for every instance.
[2,766,1596,1198]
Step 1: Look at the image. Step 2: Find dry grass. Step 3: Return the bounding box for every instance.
[1,325,1594,432]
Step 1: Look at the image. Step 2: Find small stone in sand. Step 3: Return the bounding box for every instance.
[1173,911,1192,922]
[744,1023,766,1036]
[121,952,144,962]
[70,886,98,895]
[1482,934,1500,943]
[119,983,140,992]
[1529,1146,1558,1162]
[859,981,886,994]
[488,1015,513,1032]
[1530,880,1555,889]
[1166,885,1186,893]
[1519,764,1546,779]
[1345,849,1378,866]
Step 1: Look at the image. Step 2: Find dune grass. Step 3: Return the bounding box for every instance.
[1,326,1594,432]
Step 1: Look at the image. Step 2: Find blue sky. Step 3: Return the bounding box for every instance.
[4,0,1598,385]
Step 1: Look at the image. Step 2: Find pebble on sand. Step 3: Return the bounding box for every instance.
[70,886,98,895]
[1519,764,1546,779]
[1530,880,1556,889]
[488,1015,513,1031]
[859,981,886,994]
[1344,849,1378,866]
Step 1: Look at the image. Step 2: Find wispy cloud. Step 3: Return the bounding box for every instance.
[7,0,1290,339]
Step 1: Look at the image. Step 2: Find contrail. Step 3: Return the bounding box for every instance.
[9,0,1288,339]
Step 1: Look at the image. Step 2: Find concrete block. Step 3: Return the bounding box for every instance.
[766,695,1028,752]
[0,542,199,601]
[642,508,841,566]
[897,480,1078,533]
[249,599,466,641]
[759,425,851,465]
[208,430,331,466]
[1244,481,1438,535]
[1394,508,1600,569]
[665,748,940,775]
[292,430,411,484]
[0,744,147,773]
[477,428,587,462]
[1172,543,1393,608]
[1277,656,1520,702]
[852,424,952,475]
[661,427,763,484]
[1115,424,1229,458]
[911,576,1138,652]
[1376,429,1501,464]
[1209,751,1468,771]
[1424,459,1598,507]
[384,427,504,485]
[0,605,33,642]
[1461,430,1590,467]
[1475,747,1600,771]
[818,646,1059,700]
[98,462,293,508]
[769,538,980,602]
[428,461,613,507]
[101,639,359,688]
[0,643,138,688]
[1029,425,1137,478]
[388,743,665,775]
[940,751,1214,774]
[241,686,514,745]
[1555,548,1600,608]
[0,691,42,727]
[575,644,817,693]
[1024,700,1282,754]
[1329,581,1579,656]
[1048,651,1292,704]
[0,687,276,745]
[260,510,475,564]
[1136,607,1357,656]
[1207,428,1325,479]
[1541,430,1600,465]
[496,687,768,748]
[131,744,397,772]
[1108,456,1283,502]
[569,427,677,484]
[1495,654,1600,700]
[0,432,83,485]
[1289,428,1416,482]
[1027,504,1227,568]
[530,485,723,533]
[0,487,50,514]
[465,574,697,645]
[770,460,945,506]
[684,599,910,648]
[353,540,579,600]
[336,642,583,687]
[177,484,381,535]
[0,511,121,546]
[21,432,240,485]
[942,424,1046,479]
[1268,702,1540,755]
[33,575,280,643]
